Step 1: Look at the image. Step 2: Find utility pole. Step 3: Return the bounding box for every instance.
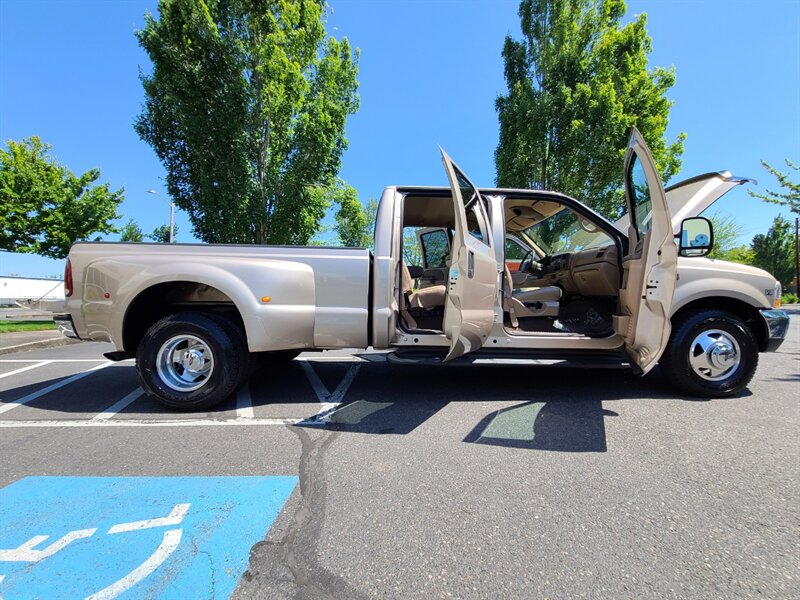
[795,217,799,294]
[147,189,175,243]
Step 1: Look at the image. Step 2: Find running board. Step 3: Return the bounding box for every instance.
[387,348,629,369]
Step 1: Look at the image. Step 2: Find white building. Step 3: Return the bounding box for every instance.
[0,276,65,306]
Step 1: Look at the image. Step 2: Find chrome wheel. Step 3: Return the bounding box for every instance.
[156,334,215,392]
[688,329,741,381]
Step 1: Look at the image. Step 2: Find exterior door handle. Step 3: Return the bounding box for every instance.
[468,251,475,278]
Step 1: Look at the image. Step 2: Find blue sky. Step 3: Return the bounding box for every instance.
[1,0,798,277]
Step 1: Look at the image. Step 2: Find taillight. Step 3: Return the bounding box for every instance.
[64,259,73,297]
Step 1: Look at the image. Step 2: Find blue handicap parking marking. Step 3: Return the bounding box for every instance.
[0,476,297,599]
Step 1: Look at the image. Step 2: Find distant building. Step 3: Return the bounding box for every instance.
[0,276,64,306]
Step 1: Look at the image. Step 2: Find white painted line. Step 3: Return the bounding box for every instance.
[0,361,114,415]
[86,529,182,600]
[0,528,97,562]
[0,359,120,363]
[91,388,144,421]
[0,417,301,428]
[235,384,254,419]
[0,361,53,380]
[328,364,361,404]
[108,503,190,535]
[300,402,345,425]
[296,356,366,362]
[300,361,332,403]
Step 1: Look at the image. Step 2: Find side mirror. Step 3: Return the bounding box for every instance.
[678,217,714,257]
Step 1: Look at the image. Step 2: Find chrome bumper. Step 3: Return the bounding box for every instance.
[53,314,80,339]
[759,309,789,352]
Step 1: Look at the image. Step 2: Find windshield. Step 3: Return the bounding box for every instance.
[522,207,612,255]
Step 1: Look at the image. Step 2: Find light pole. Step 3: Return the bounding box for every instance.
[147,189,174,244]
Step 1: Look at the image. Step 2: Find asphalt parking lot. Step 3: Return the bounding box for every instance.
[1,311,798,599]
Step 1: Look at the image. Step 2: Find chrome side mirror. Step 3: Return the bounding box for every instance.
[678,217,714,257]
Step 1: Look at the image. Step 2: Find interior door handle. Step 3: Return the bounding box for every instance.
[467,251,475,278]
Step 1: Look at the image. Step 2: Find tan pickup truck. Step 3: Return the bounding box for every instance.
[56,129,789,410]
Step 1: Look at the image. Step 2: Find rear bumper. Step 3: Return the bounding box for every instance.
[53,314,80,339]
[759,309,789,352]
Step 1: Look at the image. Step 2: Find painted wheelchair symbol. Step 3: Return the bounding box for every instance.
[0,503,190,600]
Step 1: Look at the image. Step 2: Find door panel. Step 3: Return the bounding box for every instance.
[440,149,499,361]
[615,128,678,373]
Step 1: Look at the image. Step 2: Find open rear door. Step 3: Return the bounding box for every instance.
[615,128,678,373]
[440,149,499,361]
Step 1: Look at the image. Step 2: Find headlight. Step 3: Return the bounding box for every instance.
[774,282,782,308]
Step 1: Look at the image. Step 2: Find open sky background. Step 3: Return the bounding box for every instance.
[1,0,799,278]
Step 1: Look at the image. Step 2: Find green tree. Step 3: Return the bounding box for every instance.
[495,0,685,218]
[148,223,179,243]
[119,219,144,242]
[751,215,793,287]
[0,137,123,259]
[135,0,359,246]
[748,159,799,215]
[706,212,742,261]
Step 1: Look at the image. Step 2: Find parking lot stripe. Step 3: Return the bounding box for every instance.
[235,384,255,419]
[0,360,53,380]
[328,364,361,404]
[0,359,115,363]
[300,361,331,402]
[91,388,145,421]
[0,417,300,427]
[0,361,114,415]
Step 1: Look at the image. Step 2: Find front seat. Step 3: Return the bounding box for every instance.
[503,265,561,321]
[402,261,446,309]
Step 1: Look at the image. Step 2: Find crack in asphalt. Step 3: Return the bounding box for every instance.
[237,424,369,600]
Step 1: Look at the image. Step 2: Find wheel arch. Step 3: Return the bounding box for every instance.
[670,296,769,352]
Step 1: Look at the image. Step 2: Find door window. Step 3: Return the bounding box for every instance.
[628,156,653,238]
[504,237,529,271]
[420,229,450,268]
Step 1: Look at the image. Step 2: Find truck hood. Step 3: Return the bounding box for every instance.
[615,171,756,234]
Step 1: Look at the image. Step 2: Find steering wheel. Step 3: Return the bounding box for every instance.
[578,217,600,234]
[518,250,542,275]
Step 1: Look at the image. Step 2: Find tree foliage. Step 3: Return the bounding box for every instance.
[0,137,123,259]
[748,159,799,215]
[149,223,179,243]
[706,212,743,261]
[751,215,793,287]
[119,219,145,242]
[135,0,359,245]
[495,0,685,218]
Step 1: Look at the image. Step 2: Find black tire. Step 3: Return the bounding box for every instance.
[659,309,759,398]
[136,312,247,411]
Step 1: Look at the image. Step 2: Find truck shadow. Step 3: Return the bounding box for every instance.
[294,363,747,452]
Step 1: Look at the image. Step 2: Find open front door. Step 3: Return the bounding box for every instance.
[615,128,678,373]
[440,149,499,361]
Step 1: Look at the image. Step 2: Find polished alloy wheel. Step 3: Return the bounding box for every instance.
[688,329,741,381]
[155,334,215,392]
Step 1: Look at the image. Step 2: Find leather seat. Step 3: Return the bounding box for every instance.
[513,285,562,304]
[402,261,446,309]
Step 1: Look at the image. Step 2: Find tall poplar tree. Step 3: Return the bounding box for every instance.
[495,0,685,218]
[135,0,359,244]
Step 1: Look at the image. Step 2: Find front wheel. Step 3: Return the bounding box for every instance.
[136,312,247,411]
[659,309,759,398]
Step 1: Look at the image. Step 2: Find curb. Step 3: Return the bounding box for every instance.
[0,336,80,356]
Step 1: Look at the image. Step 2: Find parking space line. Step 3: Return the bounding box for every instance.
[0,361,114,416]
[91,388,145,421]
[296,356,366,362]
[235,384,254,419]
[0,361,53,380]
[0,417,300,427]
[329,364,361,403]
[300,361,331,403]
[0,359,118,363]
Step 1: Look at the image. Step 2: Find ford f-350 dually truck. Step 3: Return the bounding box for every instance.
[55,129,789,410]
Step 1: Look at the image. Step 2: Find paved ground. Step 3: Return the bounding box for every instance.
[0,312,797,599]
